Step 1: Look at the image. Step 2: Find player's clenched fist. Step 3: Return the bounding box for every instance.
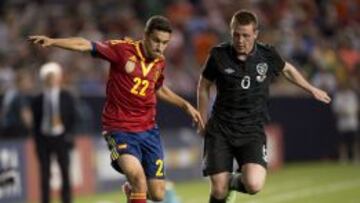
[28,35,54,47]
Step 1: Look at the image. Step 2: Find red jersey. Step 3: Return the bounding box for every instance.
[92,38,165,132]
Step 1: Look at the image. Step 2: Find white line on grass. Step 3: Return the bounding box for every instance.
[246,179,360,203]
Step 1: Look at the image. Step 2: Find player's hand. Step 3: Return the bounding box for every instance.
[311,87,331,104]
[197,128,206,137]
[184,102,205,133]
[28,35,54,47]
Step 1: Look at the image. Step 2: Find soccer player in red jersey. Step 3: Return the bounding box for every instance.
[29,16,204,203]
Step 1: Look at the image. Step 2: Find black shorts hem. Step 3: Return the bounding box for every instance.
[236,161,268,172]
[202,168,232,177]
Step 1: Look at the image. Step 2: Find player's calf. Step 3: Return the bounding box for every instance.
[209,195,227,203]
[209,172,231,202]
[122,182,132,202]
[210,182,229,202]
[229,173,248,194]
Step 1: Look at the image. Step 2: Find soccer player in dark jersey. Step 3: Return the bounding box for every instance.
[197,10,331,203]
[29,16,204,203]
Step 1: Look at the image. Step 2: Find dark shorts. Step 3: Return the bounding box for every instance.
[202,131,267,176]
[104,127,165,179]
[339,130,359,144]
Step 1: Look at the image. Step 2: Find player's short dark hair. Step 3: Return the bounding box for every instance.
[145,15,172,35]
[230,9,258,30]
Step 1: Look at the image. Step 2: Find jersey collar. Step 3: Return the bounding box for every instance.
[231,42,258,62]
[135,41,162,77]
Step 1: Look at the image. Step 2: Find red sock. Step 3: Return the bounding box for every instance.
[129,192,146,203]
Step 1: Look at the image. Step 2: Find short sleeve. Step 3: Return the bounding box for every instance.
[155,73,164,90]
[91,40,123,63]
[202,54,218,82]
[155,61,165,90]
[269,47,285,76]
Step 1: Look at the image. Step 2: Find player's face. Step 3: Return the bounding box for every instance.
[231,23,258,55]
[144,30,171,59]
[44,73,62,88]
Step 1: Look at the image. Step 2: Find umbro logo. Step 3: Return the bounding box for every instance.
[224,68,235,74]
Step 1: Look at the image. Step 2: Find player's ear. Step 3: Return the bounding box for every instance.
[144,31,153,43]
[254,29,259,40]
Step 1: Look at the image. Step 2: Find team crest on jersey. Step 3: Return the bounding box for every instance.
[125,55,137,73]
[256,62,268,82]
[118,144,127,150]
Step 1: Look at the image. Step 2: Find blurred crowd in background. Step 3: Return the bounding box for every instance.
[0,0,359,139]
[0,0,358,96]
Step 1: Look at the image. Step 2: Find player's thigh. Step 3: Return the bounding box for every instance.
[147,179,166,201]
[104,131,145,181]
[117,154,145,178]
[203,132,234,176]
[234,139,267,171]
[116,155,148,192]
[234,139,267,191]
[140,127,166,179]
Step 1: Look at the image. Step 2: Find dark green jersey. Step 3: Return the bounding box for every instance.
[202,42,285,143]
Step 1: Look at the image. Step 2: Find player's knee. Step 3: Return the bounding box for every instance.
[148,187,165,201]
[211,185,228,199]
[245,181,264,195]
[149,192,165,202]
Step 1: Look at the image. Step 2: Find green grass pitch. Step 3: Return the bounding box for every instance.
[50,162,360,203]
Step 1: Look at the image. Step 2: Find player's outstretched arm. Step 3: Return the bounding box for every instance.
[282,62,331,104]
[28,35,92,52]
[156,85,204,131]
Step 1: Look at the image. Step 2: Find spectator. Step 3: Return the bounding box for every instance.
[31,62,77,203]
[332,81,359,164]
[0,69,32,139]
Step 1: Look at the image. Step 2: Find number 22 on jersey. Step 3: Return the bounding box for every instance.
[130,77,149,96]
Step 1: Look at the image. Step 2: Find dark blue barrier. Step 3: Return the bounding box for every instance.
[269,97,338,161]
[79,96,338,162]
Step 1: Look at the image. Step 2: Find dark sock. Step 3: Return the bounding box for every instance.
[209,195,226,203]
[229,173,248,193]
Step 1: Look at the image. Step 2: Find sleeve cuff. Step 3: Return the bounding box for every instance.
[202,72,216,82]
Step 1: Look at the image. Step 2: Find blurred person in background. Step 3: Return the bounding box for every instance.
[332,81,359,164]
[31,62,77,203]
[29,15,204,203]
[197,10,331,203]
[0,69,32,139]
